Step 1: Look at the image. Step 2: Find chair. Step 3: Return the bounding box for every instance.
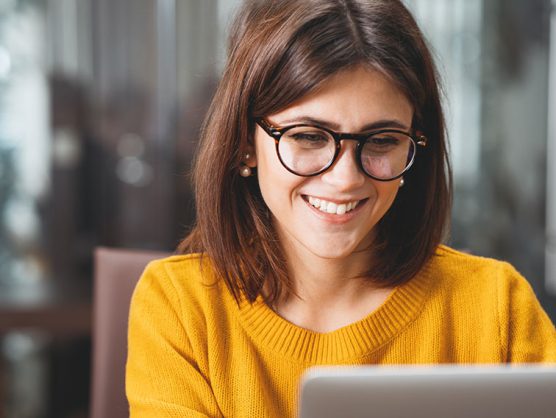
[90,247,169,418]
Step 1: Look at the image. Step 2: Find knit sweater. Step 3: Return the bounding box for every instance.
[126,246,556,418]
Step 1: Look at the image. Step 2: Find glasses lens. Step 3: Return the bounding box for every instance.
[361,132,415,180]
[278,126,335,175]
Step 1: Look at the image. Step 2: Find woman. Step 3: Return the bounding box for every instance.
[126,0,556,417]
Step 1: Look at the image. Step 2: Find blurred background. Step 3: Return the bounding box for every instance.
[0,0,555,416]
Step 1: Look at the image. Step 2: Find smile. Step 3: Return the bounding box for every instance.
[307,196,361,215]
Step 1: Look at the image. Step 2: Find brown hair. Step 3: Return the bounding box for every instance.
[178,0,452,304]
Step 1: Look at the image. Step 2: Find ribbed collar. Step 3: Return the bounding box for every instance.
[234,262,434,364]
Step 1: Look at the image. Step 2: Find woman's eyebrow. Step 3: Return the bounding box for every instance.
[277,116,410,131]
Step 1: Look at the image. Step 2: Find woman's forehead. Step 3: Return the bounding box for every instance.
[267,66,414,131]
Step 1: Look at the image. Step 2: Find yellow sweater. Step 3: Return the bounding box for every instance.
[126,246,556,418]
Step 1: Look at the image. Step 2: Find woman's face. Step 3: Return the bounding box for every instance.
[252,66,413,261]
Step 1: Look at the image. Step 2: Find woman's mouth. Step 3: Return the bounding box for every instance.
[306,195,363,215]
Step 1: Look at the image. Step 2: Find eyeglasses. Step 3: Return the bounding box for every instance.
[256,118,427,181]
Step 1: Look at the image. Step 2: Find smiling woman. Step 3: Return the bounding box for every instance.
[125,1,556,417]
[253,67,413,272]
[182,0,451,305]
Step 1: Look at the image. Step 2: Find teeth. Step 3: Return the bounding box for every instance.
[307,196,361,215]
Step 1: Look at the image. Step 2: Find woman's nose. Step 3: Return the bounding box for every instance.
[320,140,366,190]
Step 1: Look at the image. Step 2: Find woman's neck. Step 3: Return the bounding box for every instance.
[272,238,393,333]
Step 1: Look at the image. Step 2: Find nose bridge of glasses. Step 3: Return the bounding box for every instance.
[332,137,362,169]
[336,132,369,143]
[321,138,367,187]
[334,135,367,165]
[330,135,365,168]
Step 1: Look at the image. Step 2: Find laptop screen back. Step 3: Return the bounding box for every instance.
[299,366,556,418]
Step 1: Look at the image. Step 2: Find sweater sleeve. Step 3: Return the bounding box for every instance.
[126,260,223,417]
[497,262,556,363]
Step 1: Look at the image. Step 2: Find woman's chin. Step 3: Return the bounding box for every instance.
[300,241,368,261]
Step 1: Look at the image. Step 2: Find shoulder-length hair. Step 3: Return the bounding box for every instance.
[179,0,452,304]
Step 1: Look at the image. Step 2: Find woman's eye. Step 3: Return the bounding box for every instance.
[291,132,328,142]
[369,136,399,146]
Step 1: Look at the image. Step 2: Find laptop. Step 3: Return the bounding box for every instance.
[298,365,556,418]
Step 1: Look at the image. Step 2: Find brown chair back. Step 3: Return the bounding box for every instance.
[91,247,169,418]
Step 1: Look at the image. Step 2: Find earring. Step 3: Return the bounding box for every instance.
[399,178,405,187]
[239,152,253,177]
[240,165,252,177]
